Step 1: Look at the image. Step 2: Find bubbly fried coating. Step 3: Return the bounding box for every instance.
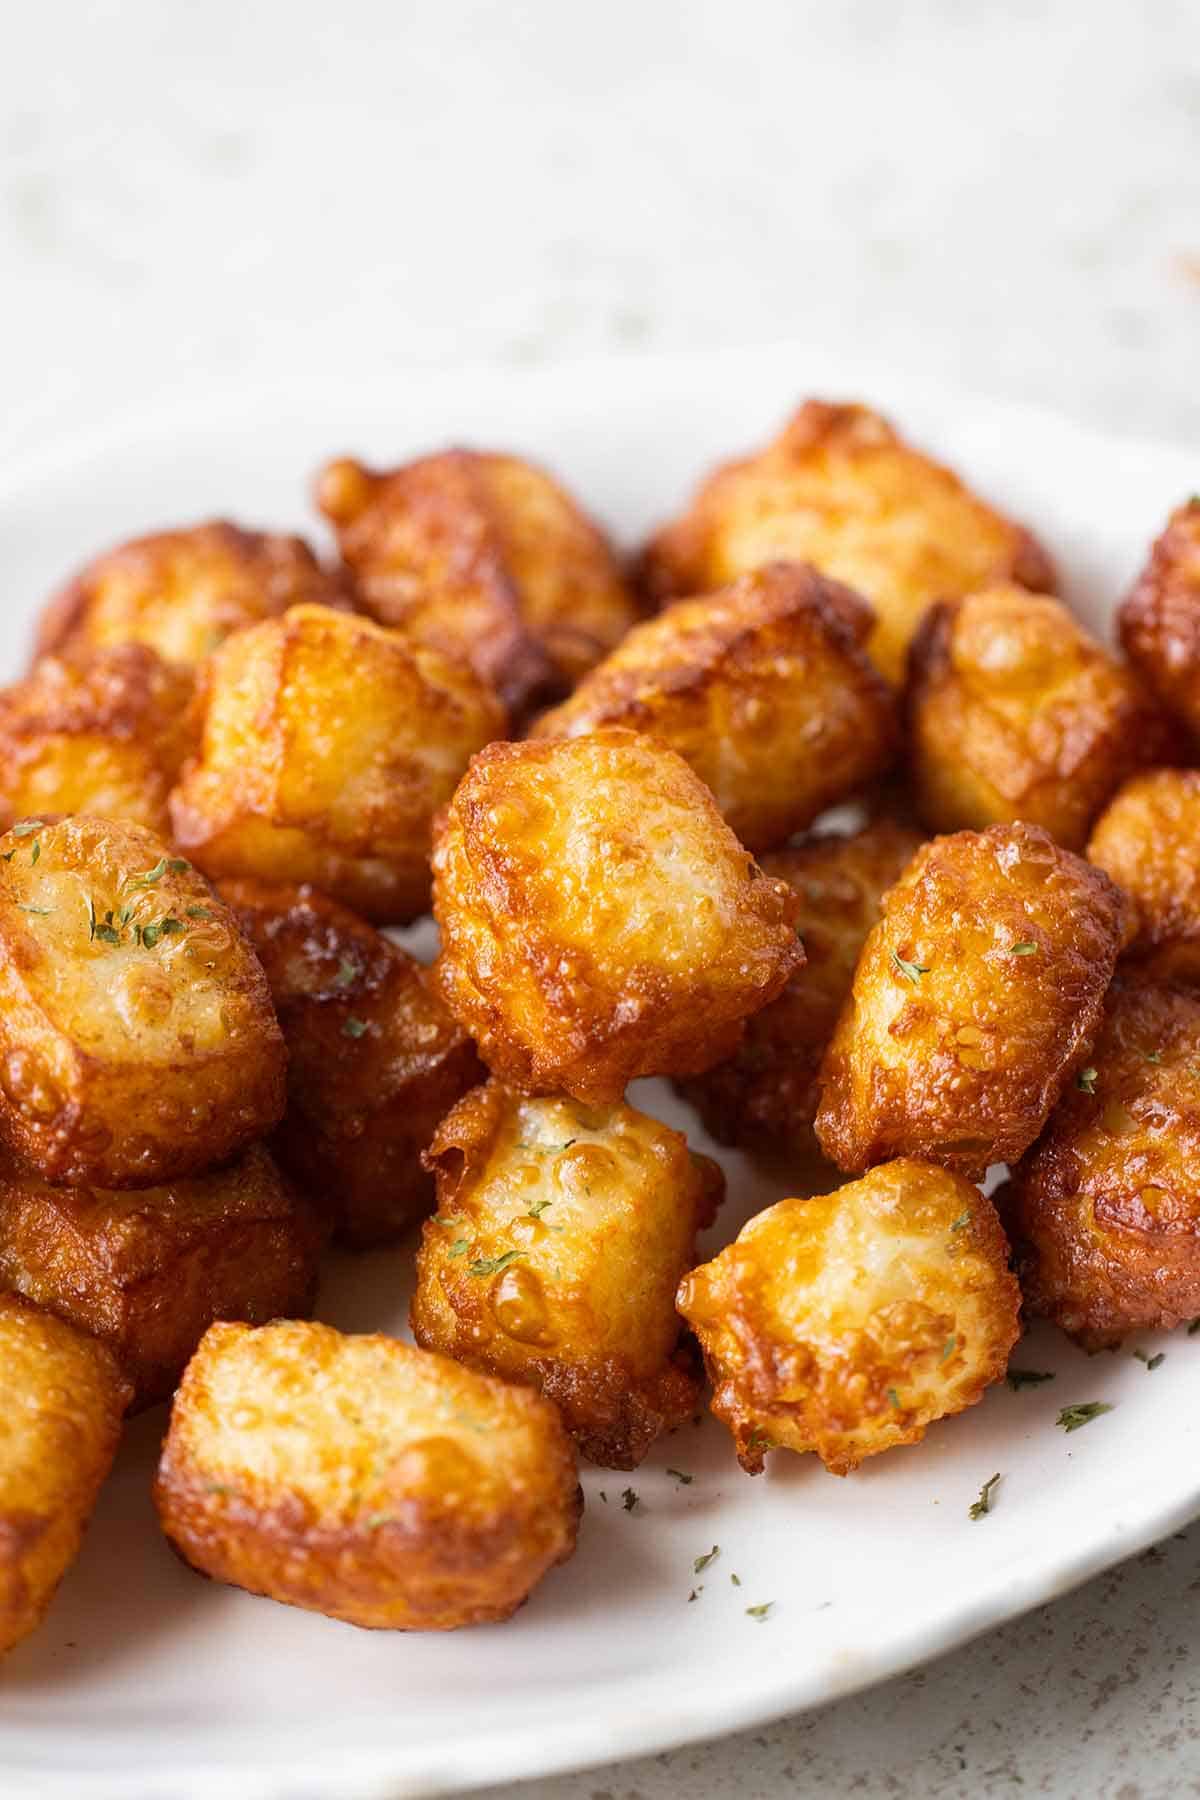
[316,449,638,715]
[638,401,1055,685]
[0,1292,128,1655]
[1118,498,1200,736]
[1088,769,1200,984]
[36,521,349,672]
[413,1082,723,1468]
[677,1159,1019,1475]
[814,823,1126,1179]
[155,1319,581,1631]
[170,605,504,924]
[432,729,804,1103]
[0,1144,322,1409]
[532,563,897,851]
[1006,980,1200,1346]
[0,645,196,839]
[908,586,1171,850]
[678,820,922,1153]
[0,815,285,1188]
[219,878,484,1247]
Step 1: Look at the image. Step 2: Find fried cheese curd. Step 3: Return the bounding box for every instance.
[35,521,349,672]
[316,449,639,715]
[413,1083,723,1468]
[907,585,1171,850]
[1118,498,1200,735]
[638,401,1055,685]
[678,820,922,1154]
[169,604,504,924]
[0,1292,128,1656]
[219,878,484,1247]
[0,645,196,839]
[154,1319,581,1631]
[677,1159,1020,1475]
[1087,769,1200,984]
[814,823,1127,1179]
[432,730,804,1102]
[532,563,897,852]
[0,815,285,1188]
[0,1143,323,1409]
[1005,980,1200,1346]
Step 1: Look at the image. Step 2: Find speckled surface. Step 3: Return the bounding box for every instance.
[4,2,1199,1793]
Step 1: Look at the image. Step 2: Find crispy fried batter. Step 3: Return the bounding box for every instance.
[0,1144,323,1409]
[170,605,504,924]
[36,521,349,671]
[154,1319,581,1630]
[814,823,1126,1179]
[907,586,1170,849]
[0,815,285,1188]
[678,820,922,1154]
[316,450,638,715]
[432,729,804,1103]
[0,645,196,839]
[220,878,484,1247]
[0,1292,128,1655]
[1006,980,1200,1346]
[413,1081,722,1468]
[532,563,897,851]
[1118,498,1200,736]
[638,401,1055,684]
[677,1159,1019,1475]
[1088,769,1200,984]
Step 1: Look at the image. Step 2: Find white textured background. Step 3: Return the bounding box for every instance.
[3,1,1199,1795]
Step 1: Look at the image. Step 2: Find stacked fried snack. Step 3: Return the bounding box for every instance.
[4,411,1198,1651]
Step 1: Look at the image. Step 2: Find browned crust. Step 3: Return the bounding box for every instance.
[1118,499,1200,735]
[37,521,350,666]
[1005,978,1200,1345]
[219,877,484,1247]
[814,822,1127,1179]
[0,1143,324,1408]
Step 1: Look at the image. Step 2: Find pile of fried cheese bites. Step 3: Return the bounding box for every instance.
[3,411,1199,1652]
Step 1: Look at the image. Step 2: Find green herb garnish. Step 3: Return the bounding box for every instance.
[622,1488,640,1513]
[1057,1402,1114,1433]
[745,1603,774,1621]
[1077,1067,1098,1093]
[342,1017,369,1039]
[468,1249,525,1278]
[890,949,930,983]
[527,1198,554,1219]
[667,1469,693,1486]
[1006,1368,1055,1391]
[693,1545,719,1573]
[969,1472,1001,1519]
[1009,941,1037,955]
[1134,1350,1166,1371]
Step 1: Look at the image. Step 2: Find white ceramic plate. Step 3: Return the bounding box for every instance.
[0,345,1197,1800]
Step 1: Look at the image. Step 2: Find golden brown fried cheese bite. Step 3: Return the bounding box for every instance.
[814,823,1126,1179]
[678,820,922,1154]
[1006,980,1200,1346]
[638,401,1055,685]
[677,1159,1020,1475]
[413,1082,722,1468]
[170,604,504,924]
[1119,498,1200,735]
[0,815,285,1188]
[907,586,1171,850]
[532,563,897,852]
[155,1319,581,1631]
[0,1292,128,1656]
[1088,770,1200,985]
[316,449,638,715]
[0,645,196,839]
[36,521,349,672]
[432,730,804,1103]
[219,878,484,1247]
[0,1144,322,1409]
